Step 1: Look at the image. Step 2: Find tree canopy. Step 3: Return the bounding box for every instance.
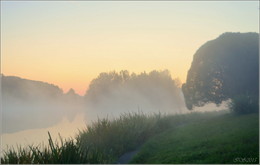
[84,70,185,114]
[182,32,259,110]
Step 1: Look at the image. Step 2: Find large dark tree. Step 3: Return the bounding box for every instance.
[182,32,259,110]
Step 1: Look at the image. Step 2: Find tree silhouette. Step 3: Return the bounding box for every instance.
[182,32,259,110]
[84,70,185,114]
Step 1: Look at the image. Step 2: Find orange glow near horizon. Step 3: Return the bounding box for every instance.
[2,1,258,95]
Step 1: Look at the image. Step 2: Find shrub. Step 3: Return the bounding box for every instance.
[228,95,259,114]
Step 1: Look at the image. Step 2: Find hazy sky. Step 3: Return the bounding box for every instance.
[1,1,259,95]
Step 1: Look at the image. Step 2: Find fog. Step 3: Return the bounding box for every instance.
[83,70,188,122]
[2,75,84,133]
[2,71,188,133]
[1,71,228,148]
[2,113,86,151]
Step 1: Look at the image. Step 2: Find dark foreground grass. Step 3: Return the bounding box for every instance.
[1,110,253,164]
[1,132,92,164]
[130,113,259,164]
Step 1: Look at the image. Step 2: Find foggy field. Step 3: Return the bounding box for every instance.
[1,32,259,164]
[1,1,259,163]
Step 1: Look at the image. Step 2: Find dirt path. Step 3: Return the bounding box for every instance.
[116,148,140,164]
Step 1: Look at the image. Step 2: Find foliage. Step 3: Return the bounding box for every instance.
[76,112,188,163]
[228,95,259,114]
[182,32,259,110]
[131,113,259,164]
[85,70,185,115]
[0,112,177,164]
[1,111,229,164]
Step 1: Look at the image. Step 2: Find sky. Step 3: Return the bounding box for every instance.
[1,1,259,95]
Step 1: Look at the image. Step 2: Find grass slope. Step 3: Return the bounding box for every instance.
[130,113,259,164]
[1,111,258,164]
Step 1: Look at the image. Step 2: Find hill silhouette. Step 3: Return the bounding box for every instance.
[1,74,83,133]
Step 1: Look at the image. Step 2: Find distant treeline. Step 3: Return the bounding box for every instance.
[2,32,259,133]
[1,70,185,133]
[84,70,185,119]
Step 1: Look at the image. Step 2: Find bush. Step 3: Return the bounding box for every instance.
[228,95,259,114]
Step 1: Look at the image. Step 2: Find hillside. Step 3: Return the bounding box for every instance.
[130,113,259,164]
[1,75,83,133]
[2,110,258,164]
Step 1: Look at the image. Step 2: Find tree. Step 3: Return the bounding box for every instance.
[84,70,185,114]
[182,32,259,110]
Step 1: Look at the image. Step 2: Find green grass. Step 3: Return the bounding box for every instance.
[1,111,182,164]
[130,113,259,164]
[1,110,258,164]
[76,111,220,163]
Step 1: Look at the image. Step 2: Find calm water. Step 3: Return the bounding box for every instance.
[1,113,86,151]
[1,102,228,152]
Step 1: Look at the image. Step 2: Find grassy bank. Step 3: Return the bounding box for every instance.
[130,113,259,164]
[1,110,257,164]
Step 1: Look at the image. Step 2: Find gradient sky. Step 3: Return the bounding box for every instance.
[1,1,259,95]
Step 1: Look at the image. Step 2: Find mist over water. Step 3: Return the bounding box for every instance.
[2,113,86,151]
[1,71,228,148]
[1,75,85,133]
